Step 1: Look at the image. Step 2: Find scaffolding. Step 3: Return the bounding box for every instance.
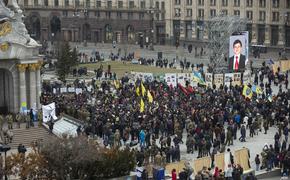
[207,15,247,73]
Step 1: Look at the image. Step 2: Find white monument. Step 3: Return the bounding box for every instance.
[0,0,42,114]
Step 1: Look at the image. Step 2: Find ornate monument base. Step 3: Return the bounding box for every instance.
[0,0,42,114]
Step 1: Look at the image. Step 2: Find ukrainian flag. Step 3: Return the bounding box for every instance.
[140,98,145,112]
[141,82,146,97]
[242,85,253,99]
[251,85,263,95]
[147,90,153,103]
[192,71,206,85]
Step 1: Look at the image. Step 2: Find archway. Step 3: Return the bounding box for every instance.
[0,69,14,115]
[29,15,41,40]
[50,16,61,39]
[104,24,113,43]
[82,23,91,42]
[127,25,135,43]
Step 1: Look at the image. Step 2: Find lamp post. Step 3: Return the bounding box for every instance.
[147,9,155,51]
[0,144,11,180]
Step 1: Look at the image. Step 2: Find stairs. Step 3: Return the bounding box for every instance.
[7,123,52,150]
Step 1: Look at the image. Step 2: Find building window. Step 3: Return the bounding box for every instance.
[161,13,165,20]
[106,12,111,19]
[222,0,228,6]
[128,12,134,19]
[75,0,80,7]
[287,0,290,8]
[96,1,101,8]
[246,11,253,20]
[54,0,58,6]
[221,9,228,15]
[95,11,100,17]
[156,13,160,20]
[86,0,90,8]
[34,0,38,6]
[210,9,216,17]
[234,10,240,16]
[139,13,144,20]
[44,0,48,6]
[187,9,192,17]
[107,1,112,8]
[118,1,123,8]
[117,12,122,19]
[234,0,240,7]
[175,8,181,17]
[272,12,279,22]
[175,0,181,5]
[210,0,216,6]
[246,0,253,7]
[161,2,165,10]
[129,1,134,8]
[155,2,159,9]
[259,11,266,21]
[186,0,192,5]
[63,11,68,17]
[259,0,266,7]
[272,0,279,8]
[140,1,145,8]
[64,0,69,6]
[198,9,204,19]
[198,0,204,6]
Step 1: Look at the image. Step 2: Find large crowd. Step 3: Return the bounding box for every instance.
[39,61,290,179]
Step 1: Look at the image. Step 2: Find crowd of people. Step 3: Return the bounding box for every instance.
[39,60,290,179]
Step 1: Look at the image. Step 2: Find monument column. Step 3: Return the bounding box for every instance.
[29,64,37,109]
[35,62,42,109]
[17,64,28,111]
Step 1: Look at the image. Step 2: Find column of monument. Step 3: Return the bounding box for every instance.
[17,64,28,111]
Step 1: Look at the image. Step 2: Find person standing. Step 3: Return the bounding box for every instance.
[255,154,261,171]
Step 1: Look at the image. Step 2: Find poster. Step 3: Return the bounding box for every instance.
[229,33,249,71]
[232,73,242,86]
[224,73,234,87]
[131,72,154,82]
[76,88,83,95]
[205,73,213,87]
[214,74,224,88]
[165,73,177,87]
[60,87,67,93]
[243,70,251,85]
[68,87,75,93]
[177,73,191,87]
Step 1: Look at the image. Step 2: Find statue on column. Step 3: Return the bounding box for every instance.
[0,0,40,58]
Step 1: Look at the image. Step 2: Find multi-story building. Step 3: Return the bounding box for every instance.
[166,0,290,48]
[19,0,166,45]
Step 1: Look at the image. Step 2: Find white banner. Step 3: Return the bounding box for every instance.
[243,70,251,85]
[76,88,83,95]
[42,102,57,123]
[205,73,213,87]
[131,72,154,82]
[165,73,177,87]
[214,74,224,88]
[68,87,75,93]
[232,73,242,86]
[224,73,234,87]
[177,73,191,87]
[60,87,67,93]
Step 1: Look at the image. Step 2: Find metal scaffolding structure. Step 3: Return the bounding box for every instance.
[207,15,248,73]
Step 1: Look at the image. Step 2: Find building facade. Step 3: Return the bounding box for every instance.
[166,0,290,48]
[19,0,167,45]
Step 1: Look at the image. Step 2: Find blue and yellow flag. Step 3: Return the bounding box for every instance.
[242,85,253,99]
[136,86,140,96]
[251,85,263,95]
[140,98,145,112]
[192,71,206,85]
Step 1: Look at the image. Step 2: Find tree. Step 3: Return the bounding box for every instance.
[56,42,78,82]
[6,136,136,179]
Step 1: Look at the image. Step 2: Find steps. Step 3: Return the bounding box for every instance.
[7,124,52,150]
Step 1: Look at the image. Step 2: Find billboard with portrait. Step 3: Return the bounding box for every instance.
[228,33,249,72]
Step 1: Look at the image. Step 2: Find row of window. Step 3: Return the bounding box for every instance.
[26,0,165,9]
[175,0,289,8]
[175,8,286,22]
[63,11,165,21]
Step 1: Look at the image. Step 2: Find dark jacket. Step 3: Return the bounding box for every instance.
[228,54,246,72]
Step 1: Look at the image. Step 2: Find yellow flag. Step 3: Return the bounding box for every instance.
[147,90,153,103]
[114,80,120,89]
[141,82,146,96]
[140,98,145,112]
[136,86,140,96]
[242,85,253,99]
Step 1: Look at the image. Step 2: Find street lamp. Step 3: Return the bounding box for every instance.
[0,144,11,180]
[147,9,155,51]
